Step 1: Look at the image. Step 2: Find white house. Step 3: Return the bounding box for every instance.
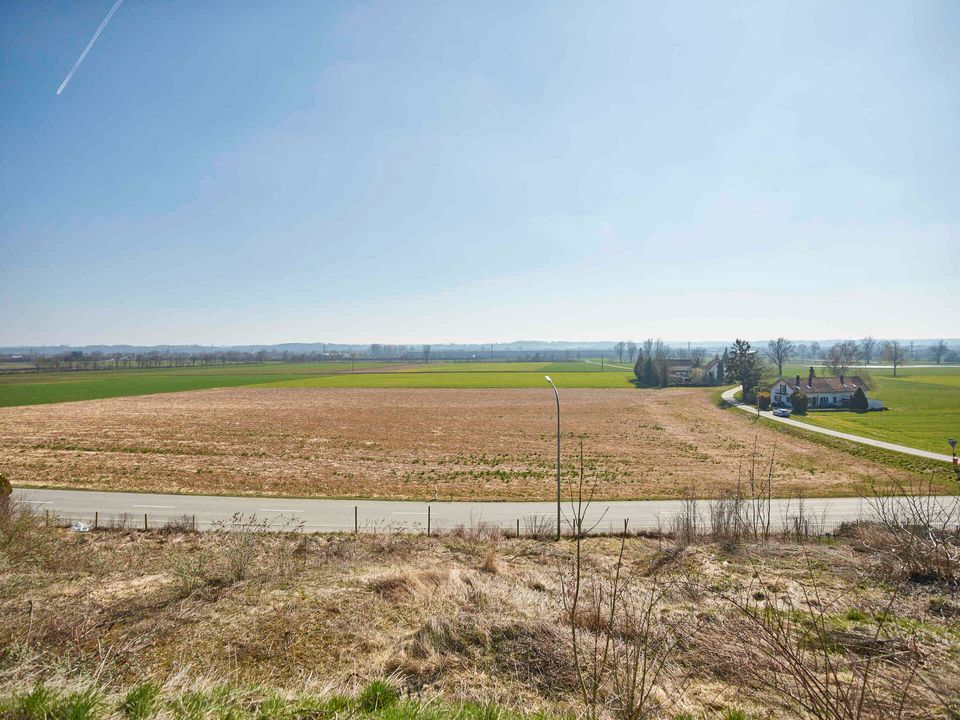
[770,367,881,409]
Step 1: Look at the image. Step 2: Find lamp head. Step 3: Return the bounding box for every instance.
[544,375,552,383]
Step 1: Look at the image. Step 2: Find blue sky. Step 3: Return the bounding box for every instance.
[1,0,957,346]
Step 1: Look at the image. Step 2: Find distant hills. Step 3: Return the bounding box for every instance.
[1,339,955,355]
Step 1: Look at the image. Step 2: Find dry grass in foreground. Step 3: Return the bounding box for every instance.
[1,495,958,719]
[0,387,945,500]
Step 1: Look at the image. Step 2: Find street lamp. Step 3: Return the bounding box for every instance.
[545,376,561,540]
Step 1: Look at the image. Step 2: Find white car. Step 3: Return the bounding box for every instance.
[772,408,791,418]
[71,521,91,533]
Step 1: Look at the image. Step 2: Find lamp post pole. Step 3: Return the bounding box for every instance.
[545,376,561,540]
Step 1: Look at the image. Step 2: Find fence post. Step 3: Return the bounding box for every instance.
[144,513,148,531]
[354,505,358,535]
[427,505,431,537]
[94,511,98,531]
[192,514,197,533]
[517,518,520,538]
[624,518,629,537]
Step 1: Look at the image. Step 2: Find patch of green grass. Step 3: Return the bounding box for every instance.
[357,680,399,712]
[119,682,161,720]
[0,362,392,408]
[779,365,960,455]
[0,683,562,720]
[0,360,642,406]
[3,685,104,720]
[750,415,956,490]
[263,371,638,389]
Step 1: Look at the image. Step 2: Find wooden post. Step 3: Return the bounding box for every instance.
[94,511,98,531]
[192,514,197,533]
[517,518,520,538]
[144,513,148,531]
[354,506,358,535]
[624,518,629,537]
[427,505,431,537]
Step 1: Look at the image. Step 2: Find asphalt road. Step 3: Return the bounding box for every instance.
[10,486,899,534]
[720,387,954,463]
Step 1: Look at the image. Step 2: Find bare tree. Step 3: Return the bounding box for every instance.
[930,339,947,365]
[642,338,653,358]
[614,341,627,363]
[882,340,905,377]
[860,336,876,366]
[809,341,821,360]
[626,341,638,363]
[690,347,706,367]
[558,448,689,720]
[422,344,431,364]
[767,337,795,376]
[825,341,861,376]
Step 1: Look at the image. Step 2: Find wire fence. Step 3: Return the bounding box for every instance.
[38,505,862,542]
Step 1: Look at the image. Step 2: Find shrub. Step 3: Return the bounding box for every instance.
[850,387,868,412]
[757,391,770,411]
[119,682,161,720]
[789,389,807,414]
[5,684,53,720]
[357,680,398,712]
[54,688,103,720]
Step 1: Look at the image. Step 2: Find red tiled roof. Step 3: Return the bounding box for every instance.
[775,376,867,394]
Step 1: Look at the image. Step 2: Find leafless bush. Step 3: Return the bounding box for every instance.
[862,479,960,584]
[161,515,197,533]
[559,449,689,719]
[523,514,555,539]
[212,513,273,583]
[708,562,926,719]
[445,515,504,541]
[669,493,701,546]
[776,495,828,543]
[168,513,304,590]
[0,500,58,570]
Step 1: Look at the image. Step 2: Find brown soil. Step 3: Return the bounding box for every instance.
[0,387,927,499]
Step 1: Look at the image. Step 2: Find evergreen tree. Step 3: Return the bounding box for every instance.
[790,390,808,414]
[850,387,868,411]
[725,339,763,399]
[643,357,655,386]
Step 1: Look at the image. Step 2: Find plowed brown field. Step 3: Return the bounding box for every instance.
[0,387,927,499]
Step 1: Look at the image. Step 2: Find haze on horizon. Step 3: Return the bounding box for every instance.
[2,0,958,347]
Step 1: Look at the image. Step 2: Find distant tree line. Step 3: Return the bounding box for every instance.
[721,335,958,401]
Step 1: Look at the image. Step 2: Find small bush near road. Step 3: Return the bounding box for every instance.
[790,389,808,414]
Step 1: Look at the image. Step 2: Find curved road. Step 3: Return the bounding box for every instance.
[720,386,954,463]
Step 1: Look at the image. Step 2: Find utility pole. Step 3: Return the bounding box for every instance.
[545,376,561,540]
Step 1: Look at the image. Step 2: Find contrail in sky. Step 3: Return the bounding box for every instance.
[56,0,125,95]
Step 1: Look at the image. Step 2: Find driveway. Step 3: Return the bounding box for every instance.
[719,387,954,463]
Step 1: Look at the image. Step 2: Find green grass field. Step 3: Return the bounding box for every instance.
[0,362,388,407]
[777,365,960,455]
[0,360,636,406]
[265,370,636,389]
